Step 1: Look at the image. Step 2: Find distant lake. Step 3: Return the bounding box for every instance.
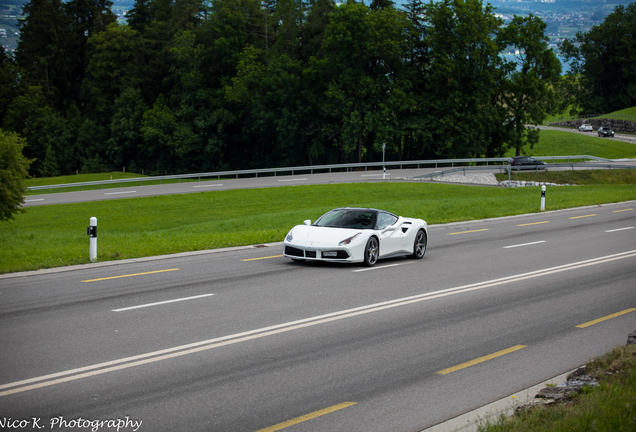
[501,53,571,75]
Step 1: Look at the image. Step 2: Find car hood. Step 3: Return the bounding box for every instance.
[288,225,363,245]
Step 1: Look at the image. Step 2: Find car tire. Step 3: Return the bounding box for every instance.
[363,237,379,267]
[409,229,427,259]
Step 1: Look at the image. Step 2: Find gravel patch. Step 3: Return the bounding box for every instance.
[397,172,572,187]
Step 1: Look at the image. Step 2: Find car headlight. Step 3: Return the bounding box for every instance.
[286,229,294,242]
[339,232,361,246]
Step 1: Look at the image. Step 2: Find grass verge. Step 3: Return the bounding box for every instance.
[24,172,148,187]
[478,344,636,432]
[2,180,636,274]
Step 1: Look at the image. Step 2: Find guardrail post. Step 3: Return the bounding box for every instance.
[540,186,546,211]
[87,217,97,262]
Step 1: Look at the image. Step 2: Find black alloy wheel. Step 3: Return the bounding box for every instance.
[410,229,427,259]
[364,237,379,267]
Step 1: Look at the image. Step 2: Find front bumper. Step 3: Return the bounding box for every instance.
[284,245,353,262]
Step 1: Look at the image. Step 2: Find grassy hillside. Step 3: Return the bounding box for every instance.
[508,130,636,159]
[611,106,636,117]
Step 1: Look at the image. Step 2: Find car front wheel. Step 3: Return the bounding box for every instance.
[364,237,379,267]
[410,229,427,259]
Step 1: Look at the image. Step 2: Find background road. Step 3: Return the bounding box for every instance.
[23,159,636,207]
[1,203,635,431]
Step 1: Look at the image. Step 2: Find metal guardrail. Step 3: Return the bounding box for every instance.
[25,155,610,193]
[415,162,635,179]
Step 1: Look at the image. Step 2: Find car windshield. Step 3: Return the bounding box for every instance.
[314,209,376,229]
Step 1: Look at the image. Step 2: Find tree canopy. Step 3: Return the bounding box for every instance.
[0,130,33,222]
[560,2,636,115]
[4,0,564,176]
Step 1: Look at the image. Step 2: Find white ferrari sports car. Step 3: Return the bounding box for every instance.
[283,208,428,267]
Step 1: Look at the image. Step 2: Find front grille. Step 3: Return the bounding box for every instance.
[284,246,304,257]
[306,251,317,258]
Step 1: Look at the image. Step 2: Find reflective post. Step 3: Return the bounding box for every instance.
[382,143,386,179]
[540,186,546,211]
[88,217,97,262]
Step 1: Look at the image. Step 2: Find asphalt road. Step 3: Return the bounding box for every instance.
[1,203,635,432]
[22,159,636,207]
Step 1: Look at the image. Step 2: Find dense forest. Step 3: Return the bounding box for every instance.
[0,0,566,176]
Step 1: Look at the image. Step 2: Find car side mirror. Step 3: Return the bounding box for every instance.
[304,220,311,226]
[382,225,397,233]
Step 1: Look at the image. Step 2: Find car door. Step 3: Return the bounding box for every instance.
[376,212,407,256]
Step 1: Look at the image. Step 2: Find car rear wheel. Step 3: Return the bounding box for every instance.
[410,229,427,259]
[364,237,379,267]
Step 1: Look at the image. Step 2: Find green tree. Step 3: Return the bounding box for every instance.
[270,0,305,60]
[82,22,144,119]
[299,0,335,62]
[107,88,147,170]
[0,130,33,222]
[3,86,55,175]
[497,15,561,156]
[0,46,23,126]
[560,3,636,114]
[421,0,503,158]
[14,0,70,108]
[310,2,413,163]
[65,0,117,106]
[40,144,60,177]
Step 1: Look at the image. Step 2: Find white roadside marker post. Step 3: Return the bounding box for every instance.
[87,217,97,262]
[382,143,386,180]
[541,186,546,211]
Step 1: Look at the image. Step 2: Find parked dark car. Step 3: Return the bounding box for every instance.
[508,156,547,170]
[598,127,614,137]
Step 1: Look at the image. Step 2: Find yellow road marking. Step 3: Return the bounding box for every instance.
[447,229,489,235]
[82,268,179,282]
[575,308,636,328]
[256,402,357,432]
[242,255,284,262]
[570,214,597,219]
[614,208,633,213]
[436,345,527,375]
[518,221,549,226]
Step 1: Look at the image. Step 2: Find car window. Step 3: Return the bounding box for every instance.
[314,209,376,229]
[376,212,398,230]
